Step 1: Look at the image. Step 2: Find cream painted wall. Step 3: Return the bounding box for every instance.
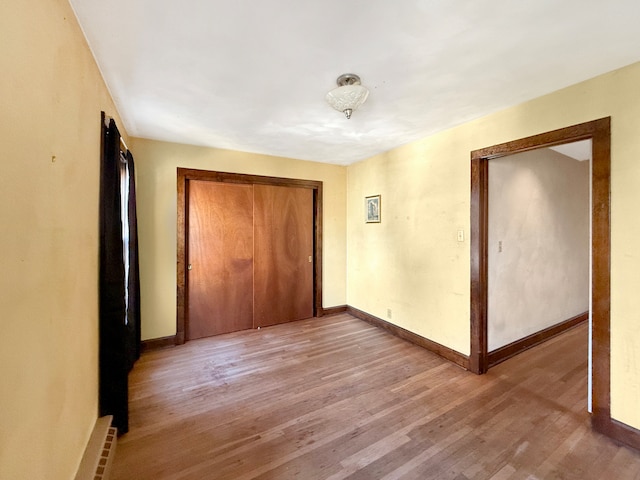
[488,149,590,351]
[129,138,347,341]
[347,135,470,354]
[0,0,128,479]
[347,61,640,430]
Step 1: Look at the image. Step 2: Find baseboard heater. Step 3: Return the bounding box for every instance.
[74,415,117,480]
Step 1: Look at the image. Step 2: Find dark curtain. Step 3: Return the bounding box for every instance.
[99,113,141,434]
[125,149,142,363]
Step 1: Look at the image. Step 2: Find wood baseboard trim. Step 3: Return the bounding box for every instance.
[321,305,348,316]
[141,335,177,353]
[346,306,470,370]
[593,414,640,452]
[488,311,589,368]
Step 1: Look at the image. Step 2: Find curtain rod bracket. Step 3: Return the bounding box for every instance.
[105,115,130,152]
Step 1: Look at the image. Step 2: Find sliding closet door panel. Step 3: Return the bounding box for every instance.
[187,181,254,339]
[254,185,313,327]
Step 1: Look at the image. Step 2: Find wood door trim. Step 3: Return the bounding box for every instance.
[470,118,616,441]
[177,168,323,344]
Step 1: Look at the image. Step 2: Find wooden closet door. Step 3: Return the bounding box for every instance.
[187,181,254,339]
[253,185,314,327]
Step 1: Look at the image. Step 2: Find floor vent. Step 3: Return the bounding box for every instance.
[75,416,117,480]
[94,426,117,479]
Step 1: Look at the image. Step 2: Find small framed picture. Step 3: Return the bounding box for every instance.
[365,195,381,223]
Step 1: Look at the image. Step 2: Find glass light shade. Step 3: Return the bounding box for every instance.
[325,84,369,116]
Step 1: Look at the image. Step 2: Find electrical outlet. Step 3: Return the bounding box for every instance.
[457,229,464,242]
[387,308,392,319]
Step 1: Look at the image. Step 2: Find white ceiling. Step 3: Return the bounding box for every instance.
[550,140,592,162]
[69,0,640,166]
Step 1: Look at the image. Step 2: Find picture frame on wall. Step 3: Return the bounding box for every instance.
[365,195,381,223]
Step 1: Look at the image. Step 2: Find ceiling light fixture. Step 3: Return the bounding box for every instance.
[325,73,369,119]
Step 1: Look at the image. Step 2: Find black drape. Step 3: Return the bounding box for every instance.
[125,149,142,364]
[99,113,140,434]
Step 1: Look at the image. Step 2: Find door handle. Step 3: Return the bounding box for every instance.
[188,264,192,270]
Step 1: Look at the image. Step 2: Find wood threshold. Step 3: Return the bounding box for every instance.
[488,311,589,368]
[347,306,470,370]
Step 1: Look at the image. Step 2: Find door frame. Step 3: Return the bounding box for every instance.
[470,117,617,435]
[176,168,323,344]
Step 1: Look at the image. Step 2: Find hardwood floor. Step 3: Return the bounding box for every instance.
[113,314,640,479]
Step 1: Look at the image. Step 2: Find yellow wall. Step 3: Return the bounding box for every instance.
[0,0,128,478]
[347,61,640,430]
[129,138,347,340]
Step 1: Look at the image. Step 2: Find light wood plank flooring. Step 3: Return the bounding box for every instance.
[113,314,640,479]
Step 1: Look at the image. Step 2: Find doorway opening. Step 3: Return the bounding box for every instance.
[486,140,591,366]
[470,117,613,434]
